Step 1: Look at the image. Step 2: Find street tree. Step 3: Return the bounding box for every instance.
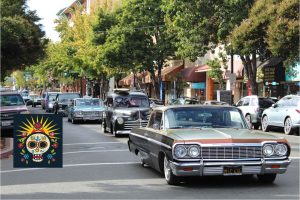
[1,0,48,81]
[94,0,177,98]
[230,0,299,94]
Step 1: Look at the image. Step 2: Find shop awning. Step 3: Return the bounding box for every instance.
[181,65,208,82]
[118,71,149,86]
[118,74,134,86]
[144,64,184,83]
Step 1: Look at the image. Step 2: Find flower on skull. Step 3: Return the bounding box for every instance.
[26,133,50,162]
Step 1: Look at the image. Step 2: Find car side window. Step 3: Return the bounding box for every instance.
[243,98,250,106]
[154,112,163,129]
[237,98,244,106]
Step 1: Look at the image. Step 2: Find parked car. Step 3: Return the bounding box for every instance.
[149,98,164,109]
[169,97,199,105]
[44,92,61,112]
[235,95,276,129]
[53,92,81,116]
[67,98,105,124]
[26,94,42,107]
[0,91,29,137]
[41,93,46,109]
[128,105,291,185]
[261,95,300,135]
[203,100,229,105]
[20,90,30,103]
[102,89,150,137]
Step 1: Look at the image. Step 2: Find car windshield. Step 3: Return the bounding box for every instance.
[58,93,80,102]
[115,95,149,108]
[75,98,103,106]
[1,94,25,106]
[164,107,246,129]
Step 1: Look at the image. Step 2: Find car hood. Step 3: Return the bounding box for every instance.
[166,128,286,144]
[1,105,28,112]
[74,106,105,111]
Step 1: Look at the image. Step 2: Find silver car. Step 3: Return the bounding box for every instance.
[236,96,275,129]
[261,95,300,135]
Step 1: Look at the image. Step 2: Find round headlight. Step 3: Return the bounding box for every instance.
[188,145,200,158]
[263,144,274,156]
[117,117,124,124]
[174,145,187,158]
[275,144,288,156]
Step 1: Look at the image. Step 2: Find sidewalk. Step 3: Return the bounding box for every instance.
[0,138,13,159]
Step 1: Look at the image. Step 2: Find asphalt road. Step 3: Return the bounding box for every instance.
[1,106,299,199]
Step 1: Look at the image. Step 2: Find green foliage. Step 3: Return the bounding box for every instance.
[1,0,48,81]
[267,0,299,66]
[207,59,225,90]
[162,0,253,60]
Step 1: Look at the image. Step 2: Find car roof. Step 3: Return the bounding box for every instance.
[107,91,147,97]
[152,104,236,112]
[0,91,20,95]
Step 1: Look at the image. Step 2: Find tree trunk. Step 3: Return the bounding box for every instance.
[241,54,258,95]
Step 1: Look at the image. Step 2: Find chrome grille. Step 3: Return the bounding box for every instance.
[82,111,101,116]
[201,146,262,160]
[1,112,19,120]
[123,120,148,130]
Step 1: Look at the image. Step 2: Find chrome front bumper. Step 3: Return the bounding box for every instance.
[170,159,291,176]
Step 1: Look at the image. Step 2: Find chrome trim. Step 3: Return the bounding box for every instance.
[116,130,131,134]
[129,132,172,150]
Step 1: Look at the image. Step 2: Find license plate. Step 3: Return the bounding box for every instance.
[1,120,13,126]
[223,166,242,176]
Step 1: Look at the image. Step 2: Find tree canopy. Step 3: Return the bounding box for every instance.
[1,0,48,81]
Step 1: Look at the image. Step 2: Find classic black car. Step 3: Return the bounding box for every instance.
[128,105,291,185]
[53,92,81,116]
[102,89,150,137]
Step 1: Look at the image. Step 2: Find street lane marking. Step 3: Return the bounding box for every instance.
[63,149,128,155]
[0,162,139,174]
[64,142,123,146]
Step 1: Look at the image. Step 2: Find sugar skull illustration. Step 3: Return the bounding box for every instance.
[26,133,50,162]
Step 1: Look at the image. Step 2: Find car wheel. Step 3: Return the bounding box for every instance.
[257,174,277,183]
[284,117,293,135]
[253,123,260,130]
[137,152,145,167]
[102,121,108,133]
[71,118,77,124]
[164,156,180,185]
[245,114,252,129]
[261,116,269,132]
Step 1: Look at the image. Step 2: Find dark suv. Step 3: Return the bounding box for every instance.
[53,92,81,116]
[102,89,150,137]
[0,91,29,136]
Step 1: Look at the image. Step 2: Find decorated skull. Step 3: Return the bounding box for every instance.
[26,133,50,162]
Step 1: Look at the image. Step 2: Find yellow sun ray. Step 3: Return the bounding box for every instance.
[42,117,49,128]
[44,120,54,130]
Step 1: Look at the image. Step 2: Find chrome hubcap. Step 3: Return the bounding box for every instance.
[262,116,268,130]
[164,157,171,181]
[284,118,292,134]
[246,115,251,128]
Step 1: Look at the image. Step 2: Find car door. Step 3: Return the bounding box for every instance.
[105,97,114,127]
[278,97,292,127]
[270,98,286,126]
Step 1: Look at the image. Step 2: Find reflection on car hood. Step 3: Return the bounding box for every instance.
[1,105,28,112]
[114,107,150,114]
[167,128,285,142]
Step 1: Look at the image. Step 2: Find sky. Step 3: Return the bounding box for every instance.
[27,0,75,42]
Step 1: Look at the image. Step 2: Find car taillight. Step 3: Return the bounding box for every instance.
[296,109,300,113]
